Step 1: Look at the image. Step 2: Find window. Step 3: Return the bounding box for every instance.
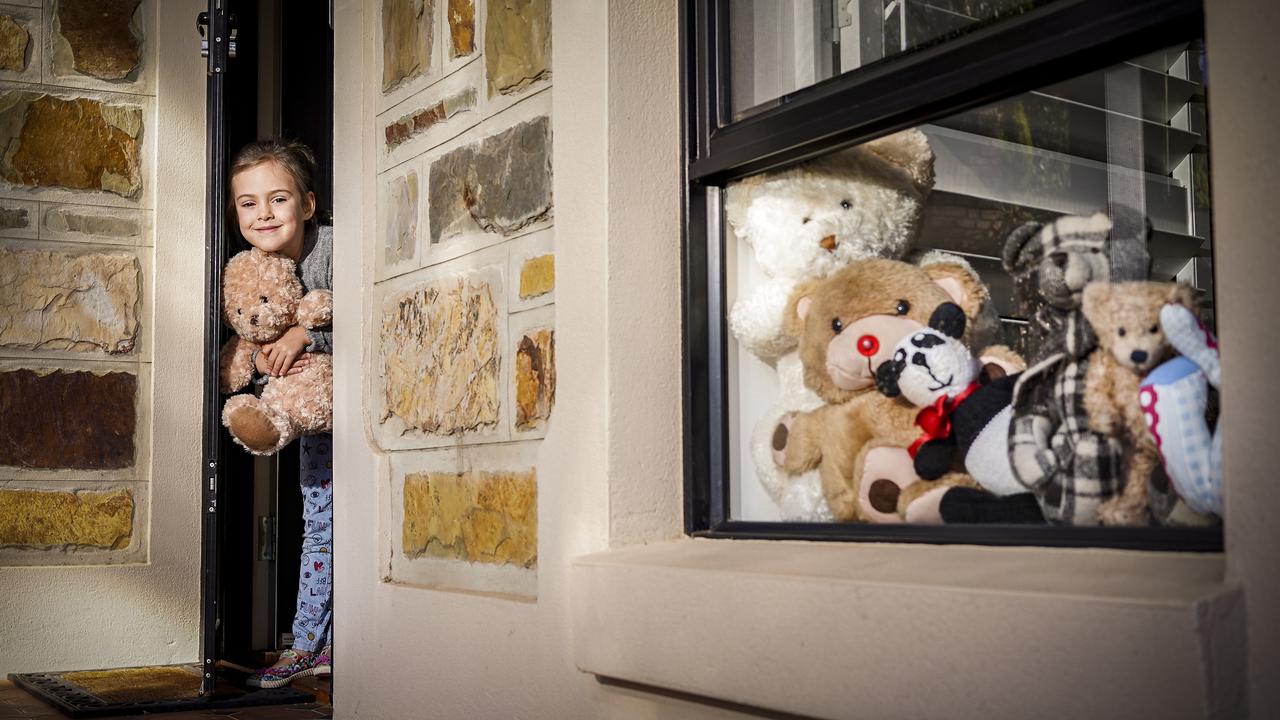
[682,0,1222,550]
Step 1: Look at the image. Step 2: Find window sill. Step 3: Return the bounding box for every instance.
[570,538,1242,720]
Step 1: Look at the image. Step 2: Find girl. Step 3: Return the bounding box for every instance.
[228,138,334,689]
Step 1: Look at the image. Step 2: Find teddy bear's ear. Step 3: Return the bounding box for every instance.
[1166,282,1196,309]
[1080,282,1111,328]
[783,282,817,339]
[1001,221,1044,274]
[921,260,988,322]
[723,174,766,237]
[862,128,935,195]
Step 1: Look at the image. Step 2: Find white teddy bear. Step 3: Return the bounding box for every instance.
[726,129,937,521]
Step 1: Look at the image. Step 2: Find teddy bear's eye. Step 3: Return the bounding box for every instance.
[1090,247,1101,254]
[260,295,268,304]
[831,318,843,334]
[895,300,910,315]
[840,200,851,210]
[1118,327,1127,337]
[1150,324,1159,333]
[802,217,811,224]
[236,308,242,315]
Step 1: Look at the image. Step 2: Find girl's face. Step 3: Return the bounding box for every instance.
[232,160,315,259]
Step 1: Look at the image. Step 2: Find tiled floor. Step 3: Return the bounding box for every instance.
[0,677,332,719]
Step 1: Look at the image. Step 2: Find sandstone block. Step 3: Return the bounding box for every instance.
[0,15,29,72]
[384,171,417,265]
[0,246,141,353]
[45,207,143,239]
[381,276,500,435]
[382,0,433,92]
[384,87,476,150]
[0,92,143,197]
[0,487,133,548]
[0,205,29,229]
[402,469,536,567]
[447,0,475,58]
[515,328,554,430]
[485,0,550,96]
[518,253,554,299]
[54,0,142,81]
[0,369,136,469]
[428,115,551,242]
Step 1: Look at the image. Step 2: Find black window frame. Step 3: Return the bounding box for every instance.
[680,0,1223,551]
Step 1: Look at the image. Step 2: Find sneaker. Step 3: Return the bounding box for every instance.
[247,648,328,689]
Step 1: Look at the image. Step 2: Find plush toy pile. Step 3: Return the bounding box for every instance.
[733,143,1223,525]
[219,248,334,456]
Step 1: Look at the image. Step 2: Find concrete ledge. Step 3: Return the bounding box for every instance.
[571,538,1243,720]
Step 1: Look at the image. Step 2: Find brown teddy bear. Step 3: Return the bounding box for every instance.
[771,257,1005,523]
[1080,281,1194,526]
[218,248,333,456]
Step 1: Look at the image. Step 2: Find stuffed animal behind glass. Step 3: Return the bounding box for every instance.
[1079,282,1196,526]
[1140,303,1224,519]
[218,248,334,456]
[874,324,1044,524]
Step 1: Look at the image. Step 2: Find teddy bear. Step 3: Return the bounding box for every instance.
[1003,212,1124,525]
[1140,303,1223,519]
[1079,281,1197,526]
[218,248,334,456]
[770,256,1009,523]
[726,129,937,521]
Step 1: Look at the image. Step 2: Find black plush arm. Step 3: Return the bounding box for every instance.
[914,437,956,480]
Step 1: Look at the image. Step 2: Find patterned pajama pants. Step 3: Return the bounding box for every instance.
[293,433,333,653]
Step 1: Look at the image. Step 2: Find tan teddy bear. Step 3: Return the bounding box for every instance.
[772,257,1002,523]
[218,248,334,456]
[1080,281,1194,526]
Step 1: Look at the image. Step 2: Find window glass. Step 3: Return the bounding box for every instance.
[726,42,1216,527]
[729,0,1051,120]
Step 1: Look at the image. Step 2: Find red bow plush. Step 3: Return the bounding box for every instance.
[908,383,980,458]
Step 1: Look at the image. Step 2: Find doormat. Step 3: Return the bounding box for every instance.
[9,664,314,718]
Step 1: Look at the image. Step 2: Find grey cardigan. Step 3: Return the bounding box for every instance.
[298,223,333,354]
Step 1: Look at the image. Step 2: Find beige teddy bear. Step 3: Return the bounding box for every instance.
[218,248,333,456]
[1080,281,1194,526]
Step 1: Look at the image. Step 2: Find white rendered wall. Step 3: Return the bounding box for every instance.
[0,0,205,676]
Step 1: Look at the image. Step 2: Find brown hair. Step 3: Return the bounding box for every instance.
[228,137,327,241]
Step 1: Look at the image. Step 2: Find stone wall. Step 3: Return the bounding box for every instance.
[0,0,156,566]
[372,0,552,596]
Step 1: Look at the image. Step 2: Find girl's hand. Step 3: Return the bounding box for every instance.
[262,325,312,377]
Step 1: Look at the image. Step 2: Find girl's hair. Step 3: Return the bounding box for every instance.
[228,138,330,242]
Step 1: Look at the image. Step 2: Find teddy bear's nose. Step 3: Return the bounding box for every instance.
[856,334,879,357]
[820,235,837,252]
[1130,349,1148,365]
[1050,252,1069,269]
[250,315,259,326]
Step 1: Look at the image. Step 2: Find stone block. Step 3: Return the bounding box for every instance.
[0,487,133,548]
[0,368,136,469]
[447,0,475,58]
[485,0,550,96]
[384,87,476,150]
[384,171,418,265]
[0,92,143,197]
[0,246,141,353]
[53,0,142,81]
[381,276,500,435]
[518,253,554,299]
[0,205,29,230]
[515,328,554,430]
[0,15,29,72]
[428,115,551,242]
[382,0,433,93]
[45,206,142,239]
[402,469,536,567]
